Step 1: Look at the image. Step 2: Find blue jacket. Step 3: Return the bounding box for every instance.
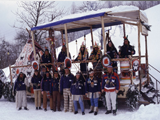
[41,78,52,91]
[14,79,26,91]
[71,78,85,95]
[101,72,120,92]
[58,51,71,62]
[31,75,42,89]
[50,77,60,93]
[85,77,101,93]
[60,73,74,92]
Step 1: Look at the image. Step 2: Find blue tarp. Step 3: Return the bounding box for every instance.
[31,12,106,31]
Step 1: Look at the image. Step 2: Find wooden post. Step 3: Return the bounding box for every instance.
[31,31,36,61]
[138,23,142,91]
[101,16,106,55]
[61,30,64,45]
[9,65,13,85]
[90,26,94,47]
[123,23,126,37]
[145,35,149,84]
[64,24,69,57]
[129,56,133,84]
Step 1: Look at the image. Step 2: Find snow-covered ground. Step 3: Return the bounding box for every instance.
[0,97,159,120]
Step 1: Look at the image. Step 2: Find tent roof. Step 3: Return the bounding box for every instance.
[31,5,147,33]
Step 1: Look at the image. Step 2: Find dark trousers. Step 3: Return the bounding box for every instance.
[52,91,61,111]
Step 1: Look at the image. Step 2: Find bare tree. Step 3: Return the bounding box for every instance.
[13,1,65,48]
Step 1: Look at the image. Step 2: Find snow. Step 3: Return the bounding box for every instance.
[0,97,159,120]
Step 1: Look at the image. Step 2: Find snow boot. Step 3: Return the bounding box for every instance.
[36,107,38,110]
[113,110,116,116]
[94,112,98,115]
[94,107,98,115]
[82,112,85,115]
[18,107,22,110]
[89,106,94,113]
[24,107,29,110]
[39,107,42,110]
[105,110,111,114]
[74,111,78,114]
[44,108,47,111]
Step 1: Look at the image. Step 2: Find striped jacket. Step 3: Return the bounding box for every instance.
[101,72,120,92]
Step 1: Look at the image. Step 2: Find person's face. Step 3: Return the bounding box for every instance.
[124,40,128,45]
[109,42,112,47]
[35,71,38,76]
[20,73,23,78]
[62,46,66,52]
[45,51,49,55]
[65,69,69,74]
[42,68,46,72]
[46,73,49,77]
[76,74,80,80]
[54,73,58,78]
[95,47,98,52]
[107,67,113,73]
[89,72,94,77]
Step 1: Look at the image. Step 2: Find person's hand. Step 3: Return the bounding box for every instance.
[101,89,104,93]
[98,92,101,94]
[41,91,43,95]
[115,90,119,94]
[132,51,134,54]
[38,84,40,86]
[85,93,88,96]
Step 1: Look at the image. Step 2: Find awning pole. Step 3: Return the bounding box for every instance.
[61,30,64,45]
[31,31,36,60]
[64,24,69,57]
[138,23,142,91]
[101,16,106,55]
[90,26,94,47]
[145,35,149,84]
[9,65,13,85]
[123,23,126,37]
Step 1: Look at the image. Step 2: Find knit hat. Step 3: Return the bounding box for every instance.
[89,68,94,74]
[76,71,81,75]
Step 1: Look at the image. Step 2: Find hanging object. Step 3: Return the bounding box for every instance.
[64,57,72,69]
[101,54,111,68]
[132,59,140,72]
[32,61,39,70]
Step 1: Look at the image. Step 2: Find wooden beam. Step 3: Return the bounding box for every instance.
[64,24,69,57]
[123,23,126,37]
[31,31,36,61]
[145,35,149,84]
[9,65,13,85]
[138,22,142,91]
[101,16,106,55]
[61,30,64,45]
[90,26,94,47]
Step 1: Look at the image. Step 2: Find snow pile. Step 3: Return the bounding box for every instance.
[0,98,159,120]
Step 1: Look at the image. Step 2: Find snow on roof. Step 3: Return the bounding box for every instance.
[31,5,144,32]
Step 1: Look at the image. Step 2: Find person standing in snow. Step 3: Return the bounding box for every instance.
[60,67,74,112]
[41,71,52,111]
[101,65,120,115]
[50,70,61,112]
[85,69,101,115]
[71,71,85,115]
[41,48,52,71]
[58,44,71,75]
[119,36,135,58]
[106,40,119,73]
[14,72,29,110]
[74,43,88,74]
[31,70,42,110]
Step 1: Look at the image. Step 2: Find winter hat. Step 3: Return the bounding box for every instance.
[76,71,81,75]
[124,35,129,41]
[64,67,69,70]
[54,70,58,74]
[89,68,94,74]
[34,69,39,72]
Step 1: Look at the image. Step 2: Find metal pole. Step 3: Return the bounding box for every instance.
[31,31,36,61]
[64,24,69,57]
[101,16,106,55]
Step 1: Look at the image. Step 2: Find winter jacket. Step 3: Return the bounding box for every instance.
[41,54,52,68]
[41,78,52,91]
[50,77,60,93]
[70,78,85,95]
[31,75,42,90]
[85,77,101,93]
[101,72,120,92]
[58,51,71,62]
[119,45,135,58]
[107,47,118,59]
[60,73,74,92]
[14,73,28,91]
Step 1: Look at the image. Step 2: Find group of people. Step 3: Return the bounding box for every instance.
[13,36,135,116]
